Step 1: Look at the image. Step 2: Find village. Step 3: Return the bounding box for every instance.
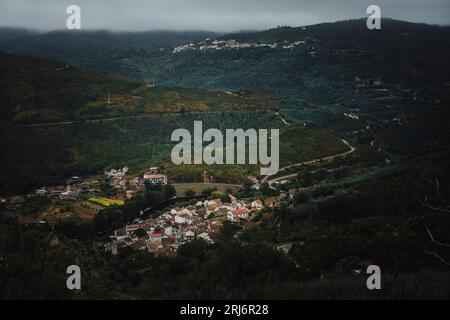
[172,37,313,54]
[106,194,265,256]
[15,164,270,259]
[33,167,168,202]
[0,166,172,224]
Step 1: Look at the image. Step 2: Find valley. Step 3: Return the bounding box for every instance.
[0,18,449,300]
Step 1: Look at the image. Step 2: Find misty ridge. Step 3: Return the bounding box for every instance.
[1,17,449,66]
[1,0,449,31]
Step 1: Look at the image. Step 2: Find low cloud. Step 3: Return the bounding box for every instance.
[0,0,449,31]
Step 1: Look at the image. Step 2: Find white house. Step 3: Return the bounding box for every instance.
[251,200,264,210]
[164,226,173,236]
[35,189,47,196]
[198,232,214,243]
[175,215,186,224]
[196,201,204,207]
[184,230,195,240]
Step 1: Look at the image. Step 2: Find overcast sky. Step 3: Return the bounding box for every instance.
[1,0,449,32]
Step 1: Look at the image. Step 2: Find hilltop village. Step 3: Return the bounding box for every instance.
[173,37,314,54]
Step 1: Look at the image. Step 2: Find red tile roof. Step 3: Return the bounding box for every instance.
[231,208,249,215]
[146,174,166,179]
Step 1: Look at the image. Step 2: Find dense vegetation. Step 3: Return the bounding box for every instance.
[4,19,448,155]
[2,153,450,299]
[0,52,279,124]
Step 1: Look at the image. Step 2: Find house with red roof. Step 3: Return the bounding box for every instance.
[227,208,250,222]
[149,233,162,242]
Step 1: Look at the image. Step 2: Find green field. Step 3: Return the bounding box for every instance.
[88,197,124,207]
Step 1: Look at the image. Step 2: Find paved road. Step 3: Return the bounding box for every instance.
[275,112,291,126]
[261,112,357,186]
[22,112,201,128]
[262,139,356,187]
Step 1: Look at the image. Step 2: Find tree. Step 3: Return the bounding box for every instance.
[163,184,176,199]
[134,228,148,238]
[297,170,314,187]
[211,191,222,199]
[93,208,124,233]
[56,216,94,240]
[217,221,240,241]
[202,187,217,197]
[261,182,277,197]
[220,193,231,203]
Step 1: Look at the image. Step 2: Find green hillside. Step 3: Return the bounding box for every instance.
[0,52,279,124]
[0,52,140,123]
[6,19,446,155]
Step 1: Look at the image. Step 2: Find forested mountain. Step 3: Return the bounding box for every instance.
[0,52,288,193]
[4,19,448,155]
[0,28,216,65]
[4,19,446,94]
[0,52,140,123]
[0,52,277,124]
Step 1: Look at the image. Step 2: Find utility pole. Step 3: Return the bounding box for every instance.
[32,89,36,112]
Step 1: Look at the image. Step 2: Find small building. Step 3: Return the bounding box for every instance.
[251,200,264,210]
[184,230,195,241]
[175,215,186,224]
[149,233,162,242]
[227,208,249,222]
[35,189,47,197]
[205,199,223,214]
[198,232,214,243]
[143,173,167,185]
[164,226,173,236]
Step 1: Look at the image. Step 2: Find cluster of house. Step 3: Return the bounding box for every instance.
[173,38,309,54]
[107,196,264,256]
[104,167,130,190]
[208,196,264,223]
[33,167,169,202]
[248,175,262,190]
[105,167,168,199]
[35,177,97,200]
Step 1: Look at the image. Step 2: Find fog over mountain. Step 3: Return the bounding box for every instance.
[0,0,449,32]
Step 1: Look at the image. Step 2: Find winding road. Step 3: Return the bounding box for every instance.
[261,112,357,187]
[275,112,291,126]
